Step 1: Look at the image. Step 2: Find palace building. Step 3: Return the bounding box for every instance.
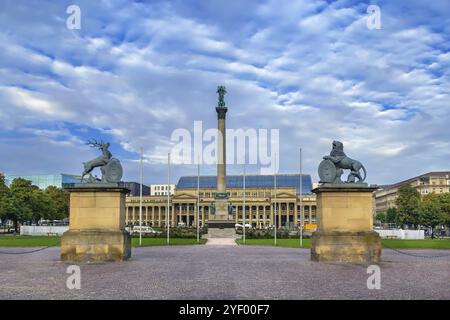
[125,174,317,230]
[374,171,450,213]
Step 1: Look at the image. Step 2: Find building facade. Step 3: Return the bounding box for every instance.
[122,182,150,196]
[126,174,317,229]
[150,184,175,196]
[374,171,450,213]
[5,173,81,189]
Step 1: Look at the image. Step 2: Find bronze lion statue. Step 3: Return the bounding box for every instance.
[321,141,367,183]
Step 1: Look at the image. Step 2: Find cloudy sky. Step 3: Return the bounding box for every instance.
[0,0,449,186]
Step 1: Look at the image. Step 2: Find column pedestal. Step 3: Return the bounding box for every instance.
[311,184,381,263]
[208,197,234,229]
[61,184,131,262]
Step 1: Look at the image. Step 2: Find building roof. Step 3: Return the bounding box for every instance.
[176,174,313,194]
[381,171,450,190]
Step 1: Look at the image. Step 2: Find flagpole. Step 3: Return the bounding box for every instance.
[167,153,170,246]
[274,153,277,247]
[197,156,200,244]
[139,147,143,247]
[243,163,246,245]
[299,148,303,248]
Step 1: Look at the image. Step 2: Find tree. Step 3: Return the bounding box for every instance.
[31,189,57,222]
[418,193,446,239]
[375,211,386,224]
[45,186,69,219]
[385,207,399,225]
[395,185,421,227]
[7,178,38,231]
[0,173,9,223]
[437,193,450,228]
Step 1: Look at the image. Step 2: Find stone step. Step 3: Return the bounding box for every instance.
[206,228,237,239]
[206,238,237,246]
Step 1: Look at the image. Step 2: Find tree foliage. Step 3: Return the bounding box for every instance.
[0,176,69,231]
[418,193,446,238]
[386,207,398,224]
[395,185,421,227]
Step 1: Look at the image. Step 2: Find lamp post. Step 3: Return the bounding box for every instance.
[299,148,303,248]
[197,156,200,244]
[167,153,170,246]
[139,147,143,247]
[243,163,246,245]
[274,153,277,247]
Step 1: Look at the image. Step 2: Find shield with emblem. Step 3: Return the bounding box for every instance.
[318,159,336,183]
[103,158,123,183]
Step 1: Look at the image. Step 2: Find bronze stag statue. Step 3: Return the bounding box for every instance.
[81,139,123,183]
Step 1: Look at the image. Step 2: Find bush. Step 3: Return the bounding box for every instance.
[134,226,208,239]
[239,227,311,239]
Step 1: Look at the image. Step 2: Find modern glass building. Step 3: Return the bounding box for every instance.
[5,174,81,189]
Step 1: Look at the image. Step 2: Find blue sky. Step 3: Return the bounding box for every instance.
[0,0,449,186]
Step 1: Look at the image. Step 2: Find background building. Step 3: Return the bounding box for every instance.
[150,184,175,196]
[5,173,81,189]
[374,171,450,213]
[127,174,317,229]
[122,182,150,196]
[4,174,149,197]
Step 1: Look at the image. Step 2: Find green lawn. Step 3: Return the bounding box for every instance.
[0,235,206,247]
[381,239,450,249]
[132,237,207,247]
[236,238,450,249]
[0,235,61,247]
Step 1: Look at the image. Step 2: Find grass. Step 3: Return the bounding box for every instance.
[132,237,207,247]
[381,239,450,249]
[0,235,206,247]
[236,238,450,249]
[0,235,61,247]
[2,235,448,249]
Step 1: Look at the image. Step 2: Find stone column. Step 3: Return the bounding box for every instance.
[270,201,275,226]
[217,110,226,194]
[278,203,282,228]
[256,205,259,228]
[151,206,155,226]
[171,204,175,227]
[263,206,267,227]
[208,85,234,233]
[294,201,298,226]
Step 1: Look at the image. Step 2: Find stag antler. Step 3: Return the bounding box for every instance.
[86,139,102,148]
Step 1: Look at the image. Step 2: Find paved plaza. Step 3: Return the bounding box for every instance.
[0,245,449,300]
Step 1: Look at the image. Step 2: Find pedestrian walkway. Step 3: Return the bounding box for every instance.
[206,238,237,246]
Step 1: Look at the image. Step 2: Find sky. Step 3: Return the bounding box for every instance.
[0,0,449,186]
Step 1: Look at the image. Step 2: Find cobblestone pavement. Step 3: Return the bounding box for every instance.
[0,245,449,299]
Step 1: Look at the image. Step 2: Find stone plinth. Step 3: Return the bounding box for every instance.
[208,197,234,230]
[61,184,131,262]
[311,185,381,263]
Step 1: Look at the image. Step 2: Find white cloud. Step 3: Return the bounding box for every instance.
[0,0,449,186]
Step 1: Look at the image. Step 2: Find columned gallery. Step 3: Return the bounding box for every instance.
[126,174,317,230]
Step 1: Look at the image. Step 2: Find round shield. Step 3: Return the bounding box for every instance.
[104,158,123,183]
[318,159,336,183]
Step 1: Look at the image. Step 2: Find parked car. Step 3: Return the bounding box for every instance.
[132,226,162,234]
[235,223,252,230]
